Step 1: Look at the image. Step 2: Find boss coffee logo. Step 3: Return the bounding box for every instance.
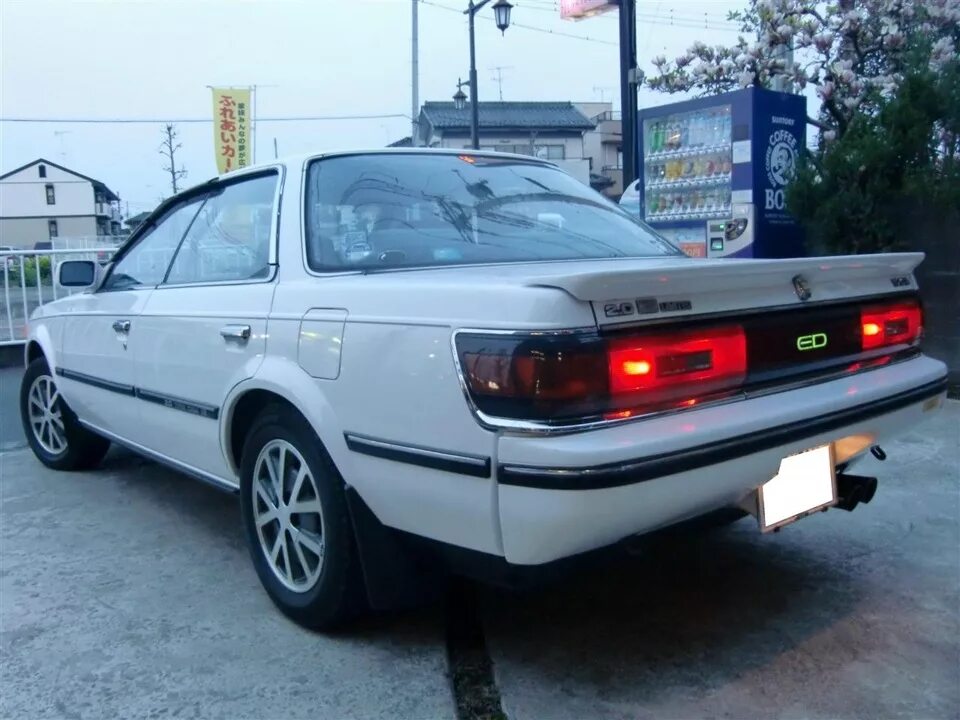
[764,129,798,211]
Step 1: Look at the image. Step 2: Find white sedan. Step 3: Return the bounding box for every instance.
[21,149,948,629]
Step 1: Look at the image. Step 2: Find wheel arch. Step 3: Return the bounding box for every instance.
[25,323,57,370]
[221,358,347,478]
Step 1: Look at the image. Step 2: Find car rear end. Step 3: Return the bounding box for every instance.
[452,255,948,565]
[299,150,947,572]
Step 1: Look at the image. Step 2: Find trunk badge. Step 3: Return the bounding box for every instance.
[792,274,812,301]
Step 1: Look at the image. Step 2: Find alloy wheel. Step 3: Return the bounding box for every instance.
[252,439,325,592]
[27,375,67,456]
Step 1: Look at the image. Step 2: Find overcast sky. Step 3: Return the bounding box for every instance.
[1,0,746,215]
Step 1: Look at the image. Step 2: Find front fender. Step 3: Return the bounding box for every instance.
[25,320,58,371]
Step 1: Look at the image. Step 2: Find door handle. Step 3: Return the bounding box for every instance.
[220,324,251,341]
[112,319,131,333]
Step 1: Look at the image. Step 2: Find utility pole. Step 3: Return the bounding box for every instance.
[159,123,187,195]
[412,0,420,145]
[618,0,639,187]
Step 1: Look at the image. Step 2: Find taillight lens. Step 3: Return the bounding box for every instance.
[608,325,747,403]
[456,325,746,424]
[861,299,922,351]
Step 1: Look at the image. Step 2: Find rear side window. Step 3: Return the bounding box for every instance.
[165,173,276,285]
[304,153,679,272]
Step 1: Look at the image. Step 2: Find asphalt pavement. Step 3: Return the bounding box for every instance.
[0,363,26,451]
[1,353,958,719]
[482,400,960,720]
[0,434,455,719]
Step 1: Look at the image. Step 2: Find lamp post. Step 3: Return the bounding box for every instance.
[462,0,513,149]
[453,78,469,111]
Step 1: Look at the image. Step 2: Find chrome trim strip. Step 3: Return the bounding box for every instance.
[498,376,948,490]
[135,388,219,420]
[55,367,135,396]
[343,432,491,478]
[54,367,220,419]
[78,420,239,493]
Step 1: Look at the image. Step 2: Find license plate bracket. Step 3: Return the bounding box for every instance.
[758,444,837,531]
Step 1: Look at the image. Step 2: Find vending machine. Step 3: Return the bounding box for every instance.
[620,86,807,259]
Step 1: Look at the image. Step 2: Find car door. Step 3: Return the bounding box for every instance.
[56,198,204,442]
[133,171,281,483]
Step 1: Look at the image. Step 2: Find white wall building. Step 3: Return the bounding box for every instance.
[0,158,123,249]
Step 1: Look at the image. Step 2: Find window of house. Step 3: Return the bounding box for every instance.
[534,145,565,160]
[45,184,55,205]
[48,220,58,239]
[38,164,47,178]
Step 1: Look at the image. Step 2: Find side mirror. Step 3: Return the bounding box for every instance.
[57,260,99,289]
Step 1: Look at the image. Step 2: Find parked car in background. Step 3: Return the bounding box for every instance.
[0,245,14,268]
[33,241,53,251]
[20,149,949,630]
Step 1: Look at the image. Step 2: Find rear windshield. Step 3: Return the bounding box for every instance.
[304,153,680,272]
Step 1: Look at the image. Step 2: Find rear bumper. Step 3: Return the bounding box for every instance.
[496,355,948,565]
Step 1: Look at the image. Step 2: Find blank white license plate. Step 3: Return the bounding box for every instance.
[759,444,836,531]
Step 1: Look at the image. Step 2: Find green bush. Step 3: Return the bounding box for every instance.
[787,56,960,255]
[5,256,53,285]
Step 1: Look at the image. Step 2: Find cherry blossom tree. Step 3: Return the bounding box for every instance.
[645,0,960,138]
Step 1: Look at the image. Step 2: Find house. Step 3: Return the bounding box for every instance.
[415,101,595,188]
[124,210,152,232]
[0,158,123,248]
[574,102,624,197]
[408,101,624,198]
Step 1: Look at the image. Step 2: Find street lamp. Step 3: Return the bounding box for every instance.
[463,0,513,149]
[492,0,512,33]
[453,78,469,111]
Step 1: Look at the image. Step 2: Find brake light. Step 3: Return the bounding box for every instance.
[861,299,922,351]
[608,325,746,398]
[455,324,746,424]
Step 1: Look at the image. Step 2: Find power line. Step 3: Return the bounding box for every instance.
[515,0,740,30]
[0,113,410,124]
[419,0,618,46]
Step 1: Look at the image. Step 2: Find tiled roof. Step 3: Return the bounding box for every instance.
[421,102,595,131]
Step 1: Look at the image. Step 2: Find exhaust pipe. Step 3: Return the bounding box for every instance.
[835,473,878,512]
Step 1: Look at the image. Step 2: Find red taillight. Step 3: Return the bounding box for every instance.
[861,299,922,351]
[608,325,747,399]
[456,325,746,424]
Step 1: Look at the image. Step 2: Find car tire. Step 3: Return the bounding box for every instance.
[19,358,110,471]
[239,404,364,630]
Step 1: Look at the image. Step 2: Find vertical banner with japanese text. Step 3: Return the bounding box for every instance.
[211,87,252,174]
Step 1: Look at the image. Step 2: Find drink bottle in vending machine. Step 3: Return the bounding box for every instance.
[628,87,807,259]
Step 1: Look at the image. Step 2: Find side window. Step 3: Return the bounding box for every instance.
[165,173,276,285]
[102,200,203,291]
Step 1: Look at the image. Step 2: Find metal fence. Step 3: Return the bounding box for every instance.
[0,247,118,346]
